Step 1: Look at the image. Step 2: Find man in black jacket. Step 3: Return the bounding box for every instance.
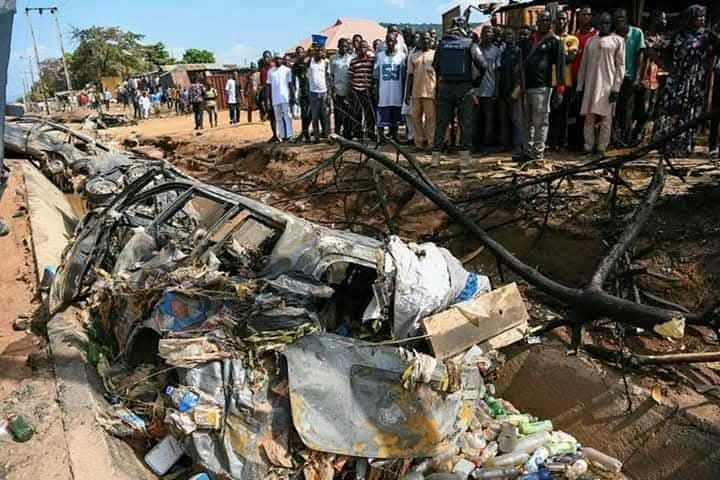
[524,13,565,161]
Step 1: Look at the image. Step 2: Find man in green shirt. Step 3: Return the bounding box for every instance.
[614,8,645,147]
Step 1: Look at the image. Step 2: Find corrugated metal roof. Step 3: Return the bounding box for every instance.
[291,18,388,52]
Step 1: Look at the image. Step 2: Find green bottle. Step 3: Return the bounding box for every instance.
[519,420,553,435]
[484,395,506,417]
[9,415,33,442]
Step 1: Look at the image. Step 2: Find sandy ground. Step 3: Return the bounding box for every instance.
[0,162,71,480]
[106,104,297,147]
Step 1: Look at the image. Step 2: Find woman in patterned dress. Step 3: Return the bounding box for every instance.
[652,5,719,156]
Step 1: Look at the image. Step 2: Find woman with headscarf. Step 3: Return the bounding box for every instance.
[652,5,719,156]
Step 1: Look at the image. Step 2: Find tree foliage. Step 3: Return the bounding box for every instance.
[143,42,175,68]
[70,26,147,87]
[31,57,69,100]
[181,48,216,64]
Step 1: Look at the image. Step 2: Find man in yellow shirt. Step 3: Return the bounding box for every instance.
[549,10,579,151]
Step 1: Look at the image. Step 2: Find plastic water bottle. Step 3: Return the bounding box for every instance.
[517,469,552,480]
[478,441,499,465]
[471,467,520,479]
[486,452,530,468]
[582,447,622,473]
[484,396,506,417]
[165,385,199,413]
[497,423,519,453]
[512,432,551,455]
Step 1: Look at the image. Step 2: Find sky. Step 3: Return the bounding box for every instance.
[6,0,483,101]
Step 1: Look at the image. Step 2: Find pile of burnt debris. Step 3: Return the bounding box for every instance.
[20,121,625,479]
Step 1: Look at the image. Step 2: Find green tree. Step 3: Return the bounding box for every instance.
[181,48,216,64]
[70,26,147,88]
[143,42,175,68]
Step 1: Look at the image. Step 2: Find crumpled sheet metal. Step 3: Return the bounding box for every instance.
[182,359,293,480]
[284,334,464,459]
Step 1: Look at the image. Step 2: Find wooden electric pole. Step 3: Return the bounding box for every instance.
[24,8,50,114]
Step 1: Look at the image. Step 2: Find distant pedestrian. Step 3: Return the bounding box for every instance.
[138,91,152,119]
[226,74,239,124]
[497,27,528,160]
[189,80,205,129]
[267,53,294,141]
[103,89,112,111]
[204,83,219,128]
[246,63,260,123]
[260,51,280,142]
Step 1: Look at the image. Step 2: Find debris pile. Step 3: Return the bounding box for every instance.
[48,162,626,479]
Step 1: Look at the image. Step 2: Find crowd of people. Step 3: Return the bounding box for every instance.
[105,4,718,164]
[257,4,718,164]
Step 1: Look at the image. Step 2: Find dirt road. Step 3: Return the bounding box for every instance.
[0,161,71,480]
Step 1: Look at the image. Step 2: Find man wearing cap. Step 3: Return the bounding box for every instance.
[267,53,294,142]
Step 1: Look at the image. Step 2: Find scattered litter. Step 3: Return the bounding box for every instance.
[653,316,685,339]
[8,415,33,442]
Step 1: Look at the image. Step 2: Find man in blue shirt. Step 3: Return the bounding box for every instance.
[614,8,645,147]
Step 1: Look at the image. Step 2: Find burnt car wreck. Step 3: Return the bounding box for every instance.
[44,143,625,479]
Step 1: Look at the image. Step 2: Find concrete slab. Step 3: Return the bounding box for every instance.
[20,161,77,273]
[21,161,151,480]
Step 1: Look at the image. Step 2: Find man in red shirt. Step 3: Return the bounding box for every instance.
[570,6,598,147]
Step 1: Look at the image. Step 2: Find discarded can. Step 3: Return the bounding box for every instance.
[519,420,552,435]
[8,415,33,442]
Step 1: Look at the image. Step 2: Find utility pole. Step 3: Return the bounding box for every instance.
[21,74,28,111]
[48,7,72,92]
[24,8,50,114]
